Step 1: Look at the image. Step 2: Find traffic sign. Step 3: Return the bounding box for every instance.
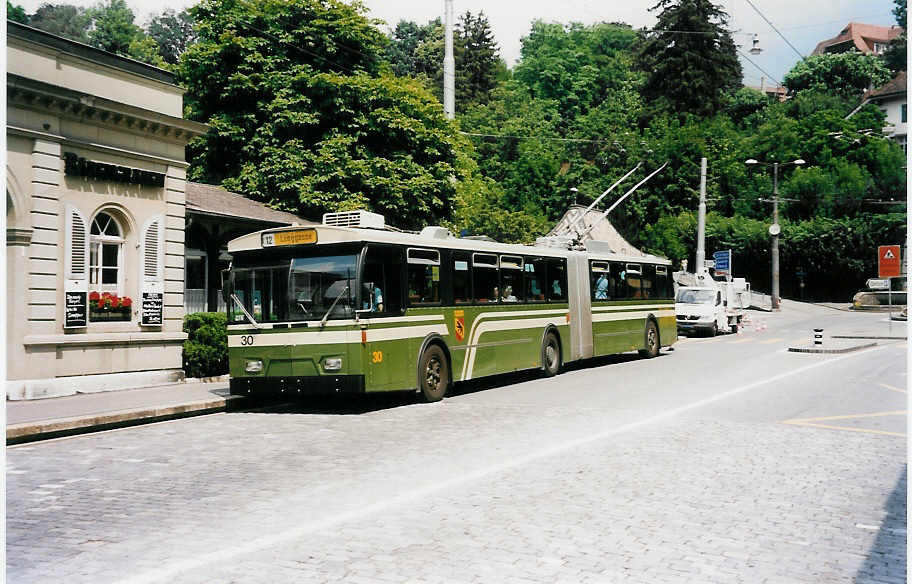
[878,245,901,278]
[713,250,731,276]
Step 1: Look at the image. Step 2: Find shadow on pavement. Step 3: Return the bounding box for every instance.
[854,465,907,583]
[231,350,663,414]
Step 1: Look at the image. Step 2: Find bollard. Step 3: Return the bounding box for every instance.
[813,328,823,345]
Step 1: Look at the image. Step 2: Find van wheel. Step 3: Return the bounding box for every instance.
[542,332,561,377]
[639,321,660,358]
[418,344,448,402]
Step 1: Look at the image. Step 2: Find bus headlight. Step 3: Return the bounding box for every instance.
[323,357,343,371]
[245,359,263,373]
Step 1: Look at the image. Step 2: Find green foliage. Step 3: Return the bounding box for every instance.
[446,174,551,244]
[384,11,501,111]
[883,0,907,72]
[28,3,91,43]
[514,20,640,122]
[182,312,228,378]
[87,0,142,55]
[783,51,892,98]
[182,0,471,229]
[636,0,742,118]
[7,1,28,23]
[147,8,197,65]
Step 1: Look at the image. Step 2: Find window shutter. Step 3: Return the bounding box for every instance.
[139,215,165,326]
[64,205,89,328]
[142,216,163,281]
[65,205,89,281]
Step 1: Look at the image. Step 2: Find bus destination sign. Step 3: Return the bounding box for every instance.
[262,229,318,247]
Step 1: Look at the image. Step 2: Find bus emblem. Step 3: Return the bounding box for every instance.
[454,316,465,341]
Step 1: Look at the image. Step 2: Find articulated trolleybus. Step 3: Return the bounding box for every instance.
[225,211,676,402]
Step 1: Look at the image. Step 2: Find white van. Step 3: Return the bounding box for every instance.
[675,286,731,336]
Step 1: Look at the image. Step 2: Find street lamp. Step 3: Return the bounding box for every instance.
[745,158,805,310]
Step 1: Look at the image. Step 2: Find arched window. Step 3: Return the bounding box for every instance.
[89,211,124,294]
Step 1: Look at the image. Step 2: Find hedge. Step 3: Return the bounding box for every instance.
[182,312,228,378]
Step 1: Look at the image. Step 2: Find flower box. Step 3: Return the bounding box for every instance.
[89,291,134,322]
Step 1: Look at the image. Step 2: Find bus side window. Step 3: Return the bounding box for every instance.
[406,248,441,306]
[472,253,498,303]
[547,258,567,301]
[453,252,471,304]
[363,246,403,315]
[655,265,671,299]
[640,265,655,300]
[524,257,547,302]
[611,262,626,299]
[591,261,610,301]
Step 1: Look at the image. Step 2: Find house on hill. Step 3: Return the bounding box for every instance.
[812,22,902,56]
[853,71,908,154]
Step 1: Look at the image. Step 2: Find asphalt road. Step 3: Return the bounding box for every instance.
[7,301,907,583]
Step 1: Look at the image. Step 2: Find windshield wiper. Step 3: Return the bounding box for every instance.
[230,294,261,329]
[320,285,349,328]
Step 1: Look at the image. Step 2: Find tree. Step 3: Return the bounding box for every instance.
[7,1,28,23]
[87,0,142,55]
[384,11,501,111]
[180,0,471,229]
[635,0,742,118]
[515,21,640,122]
[883,0,906,73]
[147,8,197,65]
[783,52,893,98]
[455,11,500,109]
[28,3,91,43]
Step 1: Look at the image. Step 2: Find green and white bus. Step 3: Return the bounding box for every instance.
[224,211,676,401]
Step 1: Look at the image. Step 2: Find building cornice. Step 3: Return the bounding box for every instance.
[8,21,176,86]
[7,125,191,168]
[8,74,208,143]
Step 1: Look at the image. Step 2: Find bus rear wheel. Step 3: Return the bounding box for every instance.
[419,344,449,402]
[639,321,660,358]
[542,332,561,377]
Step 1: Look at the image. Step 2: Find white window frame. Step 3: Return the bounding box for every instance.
[89,211,125,295]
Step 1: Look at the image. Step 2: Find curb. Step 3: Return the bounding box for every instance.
[787,342,878,354]
[6,395,246,445]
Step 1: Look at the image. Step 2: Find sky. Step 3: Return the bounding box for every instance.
[15,0,900,86]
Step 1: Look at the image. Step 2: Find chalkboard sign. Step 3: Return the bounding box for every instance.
[65,291,87,328]
[141,292,163,326]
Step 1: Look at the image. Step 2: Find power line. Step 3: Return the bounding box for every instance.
[741,0,806,61]
[737,47,783,87]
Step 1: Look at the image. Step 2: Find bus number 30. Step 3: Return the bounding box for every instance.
[371,351,383,363]
[240,335,254,346]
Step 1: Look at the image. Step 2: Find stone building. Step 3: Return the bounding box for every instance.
[6,22,207,399]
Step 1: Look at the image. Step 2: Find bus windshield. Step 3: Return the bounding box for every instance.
[230,253,357,323]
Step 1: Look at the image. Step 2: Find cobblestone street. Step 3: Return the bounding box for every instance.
[6,307,907,583]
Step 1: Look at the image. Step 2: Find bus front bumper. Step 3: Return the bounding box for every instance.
[230,375,365,397]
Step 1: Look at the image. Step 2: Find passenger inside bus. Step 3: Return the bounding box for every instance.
[502,286,517,302]
[363,281,383,312]
[595,273,609,300]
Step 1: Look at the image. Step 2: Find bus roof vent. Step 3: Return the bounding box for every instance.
[419,226,452,239]
[322,210,386,229]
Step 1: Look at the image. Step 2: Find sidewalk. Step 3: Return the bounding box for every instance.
[7,380,240,444]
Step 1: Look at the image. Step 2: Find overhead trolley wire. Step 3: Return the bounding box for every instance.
[741,0,807,61]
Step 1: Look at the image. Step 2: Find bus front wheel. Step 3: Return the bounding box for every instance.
[419,344,449,402]
[542,332,561,377]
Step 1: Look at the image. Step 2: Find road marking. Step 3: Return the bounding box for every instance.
[759,337,784,344]
[879,383,907,394]
[730,338,754,344]
[782,410,907,437]
[123,345,886,584]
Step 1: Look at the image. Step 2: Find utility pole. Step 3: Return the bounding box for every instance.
[443,0,455,119]
[696,157,707,278]
[771,162,780,310]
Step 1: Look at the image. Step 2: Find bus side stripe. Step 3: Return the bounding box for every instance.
[463,316,566,381]
[227,325,447,347]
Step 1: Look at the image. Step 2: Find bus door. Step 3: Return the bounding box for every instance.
[359,246,406,390]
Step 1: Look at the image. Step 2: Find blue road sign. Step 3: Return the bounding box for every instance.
[713,250,731,275]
